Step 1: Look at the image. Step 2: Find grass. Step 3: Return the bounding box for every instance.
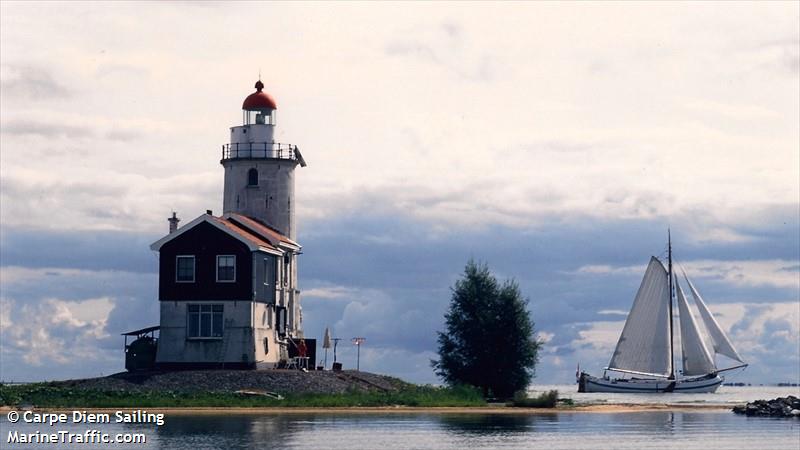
[509,389,559,408]
[0,383,486,408]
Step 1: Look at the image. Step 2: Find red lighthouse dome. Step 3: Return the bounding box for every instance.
[242,80,277,110]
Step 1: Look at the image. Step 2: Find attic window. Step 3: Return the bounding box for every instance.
[248,168,258,186]
[176,256,195,283]
[217,255,236,282]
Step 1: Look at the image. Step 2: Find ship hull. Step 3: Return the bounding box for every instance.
[578,372,723,393]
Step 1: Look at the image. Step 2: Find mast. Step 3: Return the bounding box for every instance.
[668,229,675,380]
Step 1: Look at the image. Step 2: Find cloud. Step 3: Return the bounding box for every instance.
[1,119,92,139]
[574,259,799,290]
[0,65,72,100]
[303,285,359,300]
[1,297,113,367]
[754,36,800,74]
[0,264,158,380]
[1,217,798,383]
[384,22,498,81]
[0,169,220,233]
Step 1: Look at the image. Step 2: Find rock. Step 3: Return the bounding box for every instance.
[733,397,800,418]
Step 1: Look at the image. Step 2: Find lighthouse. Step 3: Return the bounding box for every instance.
[144,81,311,370]
[221,80,306,241]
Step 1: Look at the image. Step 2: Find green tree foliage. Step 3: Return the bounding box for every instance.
[432,259,542,399]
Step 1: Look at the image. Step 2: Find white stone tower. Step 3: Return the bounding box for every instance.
[221,80,306,240]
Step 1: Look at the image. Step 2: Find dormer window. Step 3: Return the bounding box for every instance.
[248,168,258,186]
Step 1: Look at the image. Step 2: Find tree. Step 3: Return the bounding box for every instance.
[432,259,542,399]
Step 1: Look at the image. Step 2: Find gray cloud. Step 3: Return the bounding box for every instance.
[2,119,92,139]
[756,36,800,74]
[105,128,143,142]
[2,213,798,383]
[384,22,498,82]
[1,65,73,100]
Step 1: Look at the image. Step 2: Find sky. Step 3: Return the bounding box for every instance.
[1,2,798,385]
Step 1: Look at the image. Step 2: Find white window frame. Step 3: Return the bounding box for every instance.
[186,303,224,339]
[175,255,195,283]
[216,255,236,283]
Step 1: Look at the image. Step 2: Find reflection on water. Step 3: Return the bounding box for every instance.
[438,413,543,435]
[2,411,798,450]
[156,415,293,450]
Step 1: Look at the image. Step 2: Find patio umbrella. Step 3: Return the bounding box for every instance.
[322,327,332,368]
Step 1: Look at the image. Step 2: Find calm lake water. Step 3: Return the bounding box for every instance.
[531,384,800,406]
[3,386,799,450]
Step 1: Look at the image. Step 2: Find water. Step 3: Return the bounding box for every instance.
[2,386,799,449]
[532,384,800,406]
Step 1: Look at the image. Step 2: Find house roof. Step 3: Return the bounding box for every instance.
[224,213,300,250]
[149,213,298,255]
[210,215,277,251]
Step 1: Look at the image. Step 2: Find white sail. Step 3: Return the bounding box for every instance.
[608,257,672,377]
[682,270,745,364]
[676,281,717,376]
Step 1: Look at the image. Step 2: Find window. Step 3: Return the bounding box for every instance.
[248,168,258,186]
[187,304,223,338]
[276,306,287,337]
[217,255,236,282]
[263,337,269,354]
[263,258,270,286]
[176,256,195,282]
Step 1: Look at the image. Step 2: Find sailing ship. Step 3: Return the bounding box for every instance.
[577,232,747,393]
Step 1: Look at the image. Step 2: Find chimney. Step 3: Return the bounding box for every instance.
[168,212,180,234]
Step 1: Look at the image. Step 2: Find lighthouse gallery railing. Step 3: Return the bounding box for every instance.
[221,142,299,161]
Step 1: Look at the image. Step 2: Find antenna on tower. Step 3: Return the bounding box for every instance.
[258,68,261,81]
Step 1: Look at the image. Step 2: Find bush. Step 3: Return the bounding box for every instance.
[509,389,558,408]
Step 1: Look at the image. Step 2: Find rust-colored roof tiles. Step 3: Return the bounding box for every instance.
[208,215,277,251]
[225,213,299,248]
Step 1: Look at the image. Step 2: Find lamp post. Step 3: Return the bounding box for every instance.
[351,337,366,371]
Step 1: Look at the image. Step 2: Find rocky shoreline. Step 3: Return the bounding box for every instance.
[733,396,800,418]
[44,370,409,395]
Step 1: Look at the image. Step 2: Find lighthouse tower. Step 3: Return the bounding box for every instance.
[221,80,306,240]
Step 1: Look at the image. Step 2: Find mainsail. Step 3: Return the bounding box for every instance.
[608,257,672,377]
[676,281,716,376]
[682,270,745,364]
